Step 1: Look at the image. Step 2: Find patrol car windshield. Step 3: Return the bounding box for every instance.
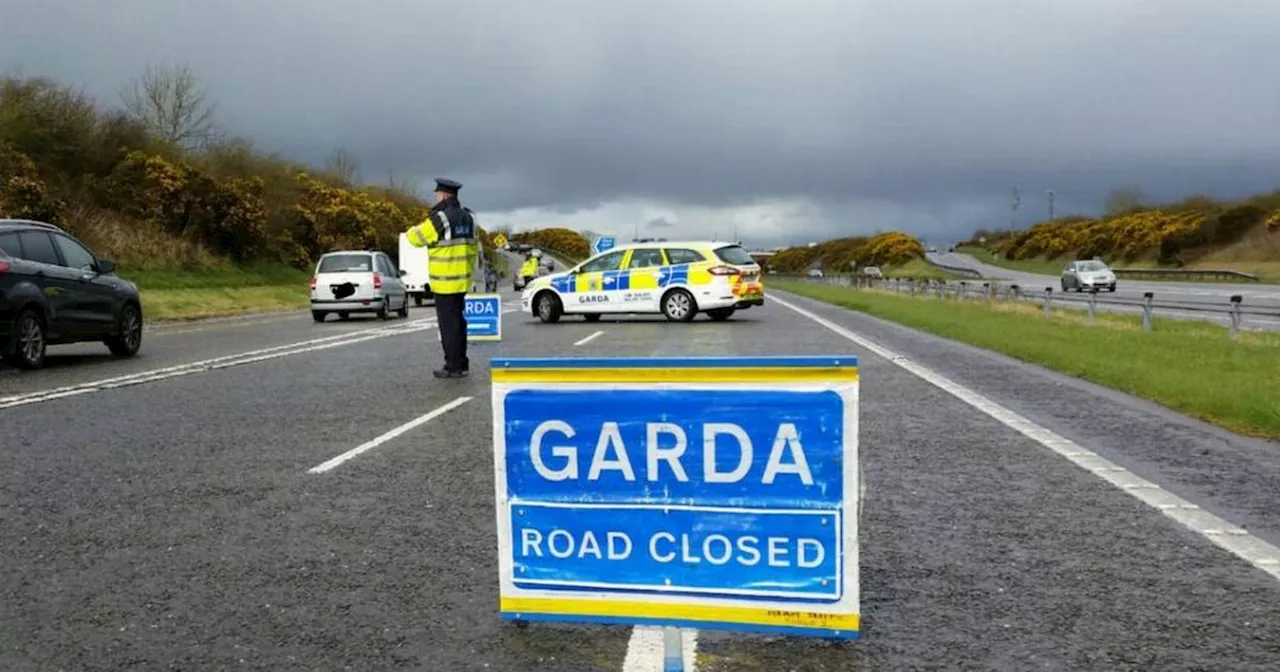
[317,254,373,273]
[714,245,755,266]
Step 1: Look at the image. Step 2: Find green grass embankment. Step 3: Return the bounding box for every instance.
[771,279,1280,439]
[120,264,311,322]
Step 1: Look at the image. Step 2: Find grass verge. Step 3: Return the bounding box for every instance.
[771,279,1280,439]
[883,258,970,280]
[119,263,311,322]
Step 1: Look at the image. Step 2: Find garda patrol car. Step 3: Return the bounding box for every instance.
[520,240,765,323]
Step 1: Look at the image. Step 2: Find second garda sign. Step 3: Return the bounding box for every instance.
[465,293,502,341]
[490,355,860,638]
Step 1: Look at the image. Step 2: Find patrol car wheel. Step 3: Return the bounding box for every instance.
[661,289,697,322]
[535,291,562,324]
[706,308,734,321]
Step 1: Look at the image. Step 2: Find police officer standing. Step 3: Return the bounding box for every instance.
[403,178,479,378]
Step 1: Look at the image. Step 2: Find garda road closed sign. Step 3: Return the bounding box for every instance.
[465,293,502,341]
[490,355,860,639]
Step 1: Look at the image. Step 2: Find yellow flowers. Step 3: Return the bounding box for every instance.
[510,228,591,260]
[769,232,926,273]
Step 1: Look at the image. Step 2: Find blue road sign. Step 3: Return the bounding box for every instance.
[491,355,860,639]
[464,293,502,341]
[592,236,616,255]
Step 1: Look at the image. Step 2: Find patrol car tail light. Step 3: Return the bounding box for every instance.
[372,272,383,289]
[707,265,738,276]
[309,275,317,290]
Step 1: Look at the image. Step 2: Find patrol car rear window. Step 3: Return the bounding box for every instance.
[318,254,373,273]
[663,248,705,265]
[714,245,755,265]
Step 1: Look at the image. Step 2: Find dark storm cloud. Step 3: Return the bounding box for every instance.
[4,0,1280,241]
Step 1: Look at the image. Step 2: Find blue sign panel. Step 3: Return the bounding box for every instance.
[491,355,860,639]
[464,293,502,341]
[592,236,616,255]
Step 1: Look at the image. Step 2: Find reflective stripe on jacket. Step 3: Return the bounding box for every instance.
[404,201,479,294]
[520,259,537,277]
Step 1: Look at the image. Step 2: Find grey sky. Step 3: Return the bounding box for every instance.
[4,0,1280,247]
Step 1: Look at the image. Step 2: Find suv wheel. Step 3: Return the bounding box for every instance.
[105,303,143,357]
[5,309,47,370]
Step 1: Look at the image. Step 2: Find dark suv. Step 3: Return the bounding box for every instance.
[0,219,143,370]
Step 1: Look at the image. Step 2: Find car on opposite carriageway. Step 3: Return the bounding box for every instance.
[520,240,765,323]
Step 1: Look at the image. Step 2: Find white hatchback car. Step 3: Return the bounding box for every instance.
[310,250,410,322]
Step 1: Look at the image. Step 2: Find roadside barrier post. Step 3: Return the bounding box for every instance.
[1087,289,1097,322]
[983,282,992,305]
[1142,292,1154,332]
[490,355,863,654]
[1230,295,1243,340]
[959,281,968,301]
[1043,287,1052,320]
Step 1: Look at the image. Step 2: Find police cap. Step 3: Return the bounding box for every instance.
[434,177,463,194]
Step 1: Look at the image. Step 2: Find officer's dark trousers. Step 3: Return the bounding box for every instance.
[433,293,469,372]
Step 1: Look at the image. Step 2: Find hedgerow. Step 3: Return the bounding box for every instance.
[0,73,499,270]
[767,231,925,273]
[967,192,1280,265]
[509,227,591,261]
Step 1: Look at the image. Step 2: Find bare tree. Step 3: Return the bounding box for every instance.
[120,64,218,149]
[325,149,360,185]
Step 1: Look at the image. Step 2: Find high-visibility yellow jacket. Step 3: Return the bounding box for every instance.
[520,258,538,277]
[403,200,479,295]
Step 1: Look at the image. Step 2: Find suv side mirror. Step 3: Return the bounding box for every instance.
[96,259,116,274]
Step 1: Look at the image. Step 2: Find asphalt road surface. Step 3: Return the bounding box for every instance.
[926,251,1280,330]
[4,287,1279,670]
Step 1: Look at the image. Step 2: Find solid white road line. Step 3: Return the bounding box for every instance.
[773,294,1280,582]
[307,396,473,474]
[0,319,440,410]
[574,330,605,346]
[622,626,698,672]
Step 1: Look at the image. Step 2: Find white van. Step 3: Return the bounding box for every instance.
[399,232,432,306]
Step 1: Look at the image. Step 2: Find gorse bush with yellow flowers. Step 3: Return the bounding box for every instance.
[0,73,504,273]
[969,192,1280,266]
[767,231,926,274]
[509,227,592,261]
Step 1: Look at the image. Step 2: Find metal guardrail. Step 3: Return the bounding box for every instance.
[779,274,1280,339]
[923,256,983,278]
[928,253,1261,283]
[1111,268,1261,282]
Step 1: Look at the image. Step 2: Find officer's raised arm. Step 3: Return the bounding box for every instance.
[404,210,446,248]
